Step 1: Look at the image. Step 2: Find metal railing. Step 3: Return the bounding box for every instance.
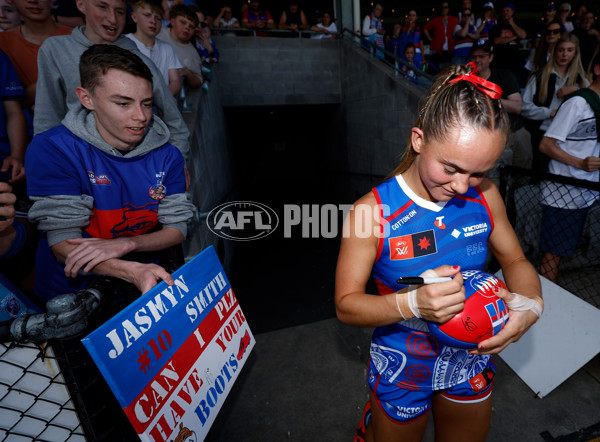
[211,26,330,38]
[339,27,435,88]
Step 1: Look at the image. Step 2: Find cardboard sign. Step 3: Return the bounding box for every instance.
[82,246,254,441]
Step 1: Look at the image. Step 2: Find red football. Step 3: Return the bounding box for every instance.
[427,270,510,349]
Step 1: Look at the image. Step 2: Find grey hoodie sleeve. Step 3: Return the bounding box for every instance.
[158,193,194,238]
[28,195,94,247]
[34,40,68,135]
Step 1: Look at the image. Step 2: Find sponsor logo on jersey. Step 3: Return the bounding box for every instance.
[462,222,489,237]
[389,230,437,260]
[434,216,446,229]
[451,229,461,238]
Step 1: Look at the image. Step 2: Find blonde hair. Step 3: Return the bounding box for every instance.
[537,33,586,104]
[388,64,509,177]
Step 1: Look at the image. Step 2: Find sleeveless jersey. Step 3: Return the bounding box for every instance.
[369,174,494,391]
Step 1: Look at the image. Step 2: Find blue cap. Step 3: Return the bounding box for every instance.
[546,3,557,10]
[503,2,515,10]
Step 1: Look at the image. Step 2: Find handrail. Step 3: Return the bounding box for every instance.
[211,27,330,39]
[339,27,435,85]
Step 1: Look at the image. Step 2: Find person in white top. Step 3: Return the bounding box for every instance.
[215,5,239,31]
[126,0,182,96]
[311,11,337,39]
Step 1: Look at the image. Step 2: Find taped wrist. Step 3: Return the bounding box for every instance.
[406,269,440,319]
[507,293,543,318]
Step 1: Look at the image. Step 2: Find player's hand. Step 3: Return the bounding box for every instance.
[1,156,25,182]
[64,237,136,277]
[126,261,174,294]
[415,265,465,323]
[470,288,538,355]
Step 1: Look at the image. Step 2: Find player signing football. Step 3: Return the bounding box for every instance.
[335,63,543,442]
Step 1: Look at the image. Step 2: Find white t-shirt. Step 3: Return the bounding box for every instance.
[125,33,183,87]
[219,17,239,27]
[311,22,337,39]
[157,27,203,78]
[542,94,600,208]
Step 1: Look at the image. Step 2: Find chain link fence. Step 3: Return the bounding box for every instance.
[499,166,600,308]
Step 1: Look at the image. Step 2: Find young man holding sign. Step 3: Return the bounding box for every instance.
[26,44,194,300]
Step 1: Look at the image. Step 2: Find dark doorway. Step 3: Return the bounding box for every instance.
[225,105,344,334]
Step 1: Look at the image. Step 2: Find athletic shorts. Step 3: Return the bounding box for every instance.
[368,357,496,423]
[540,206,588,256]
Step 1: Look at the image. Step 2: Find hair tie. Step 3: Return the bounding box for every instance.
[448,62,503,100]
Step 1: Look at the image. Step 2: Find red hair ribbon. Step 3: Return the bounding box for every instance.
[448,62,503,100]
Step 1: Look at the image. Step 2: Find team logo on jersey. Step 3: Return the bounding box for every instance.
[149,171,167,200]
[389,230,437,260]
[87,170,111,185]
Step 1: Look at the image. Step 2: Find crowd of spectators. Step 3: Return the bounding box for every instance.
[0,0,224,310]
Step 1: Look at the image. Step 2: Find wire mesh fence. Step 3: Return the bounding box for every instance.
[500,166,600,308]
[0,341,85,441]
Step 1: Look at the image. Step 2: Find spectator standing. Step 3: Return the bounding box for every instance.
[538,52,600,282]
[522,33,589,173]
[398,9,423,67]
[278,2,308,34]
[573,5,588,29]
[488,3,527,85]
[241,0,275,36]
[126,0,183,97]
[532,3,557,50]
[0,0,71,111]
[386,23,401,56]
[423,2,458,70]
[26,45,194,299]
[471,40,532,169]
[401,43,420,84]
[452,7,479,65]
[34,0,190,161]
[525,20,562,77]
[194,12,218,92]
[476,2,497,42]
[0,0,20,32]
[572,11,600,73]
[157,4,203,89]
[557,2,574,33]
[310,11,336,39]
[362,3,385,59]
[458,0,475,27]
[214,5,239,34]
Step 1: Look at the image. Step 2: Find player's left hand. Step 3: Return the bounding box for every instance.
[64,237,136,277]
[470,288,539,355]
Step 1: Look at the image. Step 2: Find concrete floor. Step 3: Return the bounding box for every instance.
[204,318,600,442]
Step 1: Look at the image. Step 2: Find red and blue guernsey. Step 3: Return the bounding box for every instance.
[368,174,494,391]
[26,119,187,299]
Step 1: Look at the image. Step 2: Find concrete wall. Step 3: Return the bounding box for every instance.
[182,75,235,271]
[214,36,342,107]
[183,37,425,263]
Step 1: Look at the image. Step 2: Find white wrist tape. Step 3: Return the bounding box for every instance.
[406,269,440,319]
[395,292,407,320]
[506,293,543,318]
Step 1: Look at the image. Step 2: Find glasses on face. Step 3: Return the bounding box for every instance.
[471,54,489,59]
[545,28,561,35]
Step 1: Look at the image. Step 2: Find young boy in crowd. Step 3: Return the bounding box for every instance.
[25,44,194,300]
[401,43,420,84]
[0,0,71,111]
[157,4,204,89]
[126,0,183,97]
[34,0,190,160]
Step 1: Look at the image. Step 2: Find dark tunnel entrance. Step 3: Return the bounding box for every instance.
[224,104,347,334]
